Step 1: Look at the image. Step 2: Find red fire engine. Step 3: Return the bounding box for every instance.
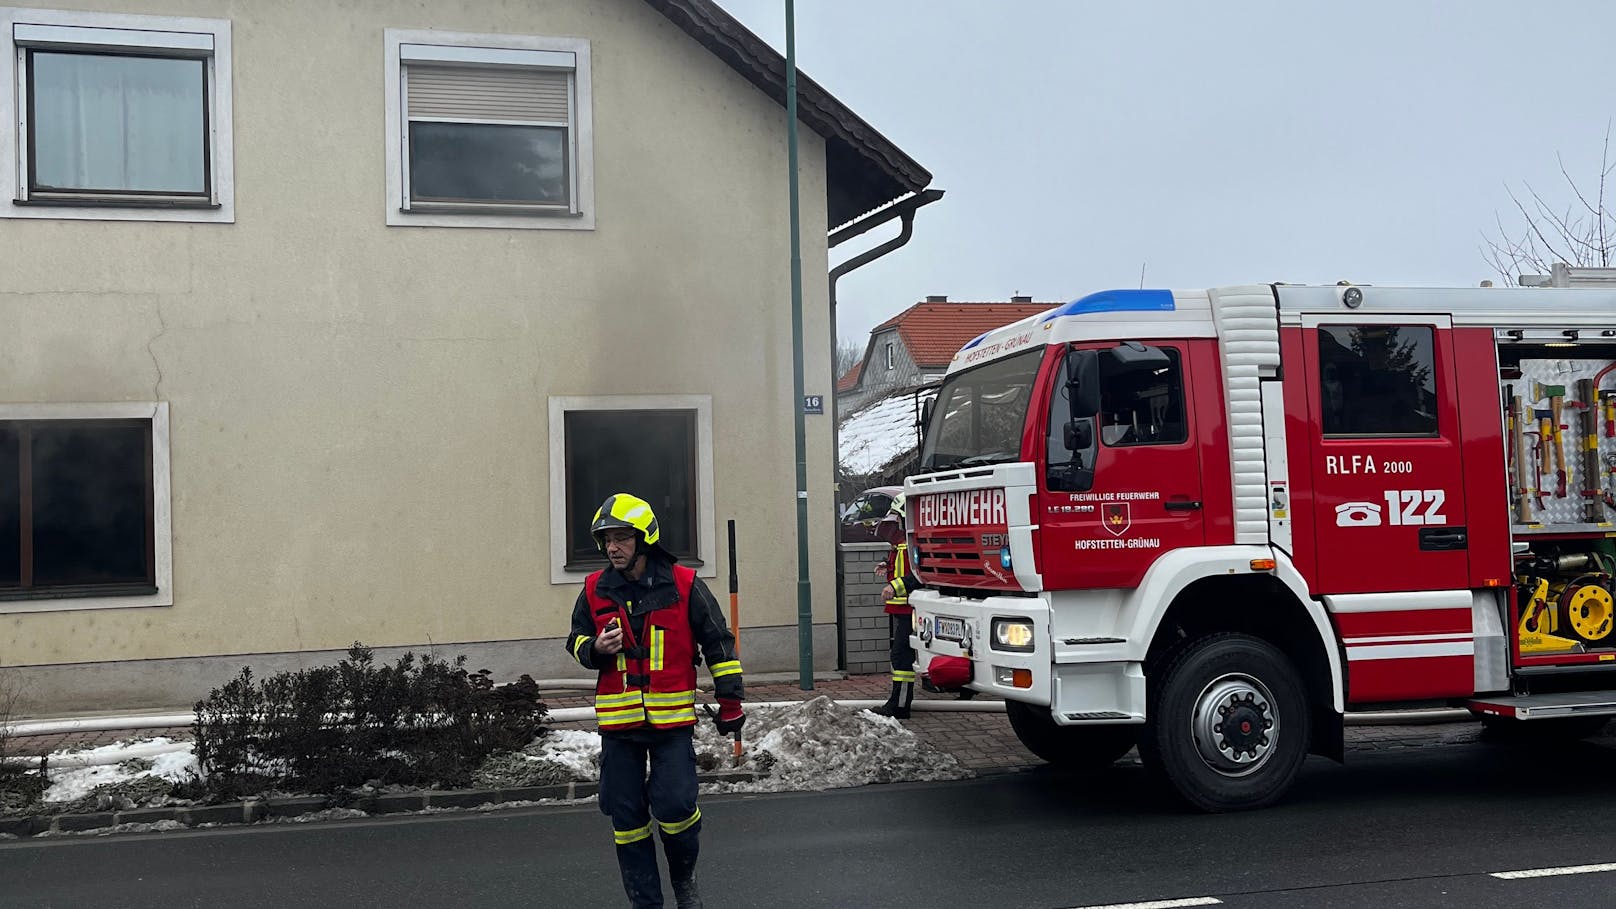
[906,279,1616,811]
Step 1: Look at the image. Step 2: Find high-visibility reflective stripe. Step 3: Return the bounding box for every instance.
[658,807,701,835]
[599,709,647,727]
[651,627,665,672]
[596,691,646,707]
[888,547,910,603]
[571,634,590,663]
[892,670,917,683]
[614,822,653,845]
[710,660,742,678]
[616,653,626,672]
[646,708,697,725]
[643,689,696,705]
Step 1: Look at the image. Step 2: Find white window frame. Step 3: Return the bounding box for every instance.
[385,28,594,231]
[548,395,714,585]
[886,342,895,370]
[0,402,173,614]
[0,8,233,223]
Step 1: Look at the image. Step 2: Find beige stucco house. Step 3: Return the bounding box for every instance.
[0,0,932,712]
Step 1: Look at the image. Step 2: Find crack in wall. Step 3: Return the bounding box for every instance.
[147,298,167,400]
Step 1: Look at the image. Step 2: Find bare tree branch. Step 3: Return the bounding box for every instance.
[1483,134,1616,280]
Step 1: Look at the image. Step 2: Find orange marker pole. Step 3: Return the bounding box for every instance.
[728,519,742,767]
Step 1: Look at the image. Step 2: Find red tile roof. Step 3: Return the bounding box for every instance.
[835,361,864,392]
[875,301,1053,368]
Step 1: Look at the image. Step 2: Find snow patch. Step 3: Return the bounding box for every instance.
[695,697,971,793]
[839,393,925,475]
[40,738,199,805]
[529,729,601,781]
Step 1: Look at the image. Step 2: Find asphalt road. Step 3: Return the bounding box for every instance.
[7,738,1616,909]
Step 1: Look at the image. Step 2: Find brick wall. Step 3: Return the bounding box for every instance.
[840,542,895,676]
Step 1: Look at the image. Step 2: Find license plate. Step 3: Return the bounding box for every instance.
[935,617,966,642]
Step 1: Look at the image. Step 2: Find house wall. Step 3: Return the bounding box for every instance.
[838,329,922,413]
[0,0,844,712]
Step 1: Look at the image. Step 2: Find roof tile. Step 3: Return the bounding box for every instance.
[875,302,1052,367]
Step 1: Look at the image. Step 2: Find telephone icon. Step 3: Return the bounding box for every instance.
[1335,501,1382,527]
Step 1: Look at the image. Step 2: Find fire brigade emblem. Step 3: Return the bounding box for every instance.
[1102,502,1131,536]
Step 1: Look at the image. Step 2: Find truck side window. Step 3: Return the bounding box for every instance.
[1318,325,1437,437]
[1099,348,1186,446]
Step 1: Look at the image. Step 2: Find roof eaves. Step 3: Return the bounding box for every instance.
[641,0,932,225]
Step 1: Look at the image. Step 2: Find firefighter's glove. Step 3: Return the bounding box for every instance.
[715,699,745,735]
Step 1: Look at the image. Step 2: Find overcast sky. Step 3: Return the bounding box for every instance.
[715,0,1616,349]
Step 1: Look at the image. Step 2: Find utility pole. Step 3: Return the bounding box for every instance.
[785,0,813,690]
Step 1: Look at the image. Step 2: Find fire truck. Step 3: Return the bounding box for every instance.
[904,277,1616,811]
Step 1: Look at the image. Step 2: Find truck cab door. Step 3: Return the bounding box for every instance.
[1302,317,1469,594]
[1039,340,1206,590]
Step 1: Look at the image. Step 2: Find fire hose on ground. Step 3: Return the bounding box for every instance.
[2,698,1473,768]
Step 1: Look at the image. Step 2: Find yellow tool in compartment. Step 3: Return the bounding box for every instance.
[1517,577,1588,654]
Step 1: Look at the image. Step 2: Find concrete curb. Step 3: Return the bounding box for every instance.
[0,771,762,839]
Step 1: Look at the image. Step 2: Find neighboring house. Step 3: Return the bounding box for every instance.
[0,0,932,712]
[836,298,1050,490]
[836,296,1049,413]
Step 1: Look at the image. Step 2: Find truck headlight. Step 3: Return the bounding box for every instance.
[990,618,1035,652]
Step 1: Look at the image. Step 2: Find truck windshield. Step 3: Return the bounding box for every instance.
[920,349,1042,470]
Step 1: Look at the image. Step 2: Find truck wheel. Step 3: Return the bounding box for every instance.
[1005,700,1136,770]
[1140,633,1311,812]
[1479,714,1610,743]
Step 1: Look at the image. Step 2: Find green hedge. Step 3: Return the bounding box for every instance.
[192,644,547,800]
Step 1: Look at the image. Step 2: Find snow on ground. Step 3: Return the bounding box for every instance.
[532,698,969,794]
[839,393,925,475]
[531,729,601,781]
[694,696,971,792]
[19,697,967,817]
[40,739,198,804]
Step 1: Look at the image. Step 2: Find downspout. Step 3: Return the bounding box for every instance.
[827,188,944,671]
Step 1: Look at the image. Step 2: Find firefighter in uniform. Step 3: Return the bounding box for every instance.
[566,493,745,909]
[873,493,919,719]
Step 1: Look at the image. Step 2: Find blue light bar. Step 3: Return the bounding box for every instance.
[1041,289,1175,322]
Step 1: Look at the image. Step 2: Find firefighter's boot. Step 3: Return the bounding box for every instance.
[871,682,905,718]
[615,839,664,908]
[671,873,703,909]
[665,826,702,908]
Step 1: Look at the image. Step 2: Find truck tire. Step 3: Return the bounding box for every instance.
[1004,700,1136,770]
[1479,714,1610,743]
[1139,633,1311,812]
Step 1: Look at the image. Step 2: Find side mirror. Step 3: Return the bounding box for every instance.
[1063,419,1093,452]
[1065,350,1100,417]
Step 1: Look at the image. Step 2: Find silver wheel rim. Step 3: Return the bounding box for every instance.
[1190,672,1279,777]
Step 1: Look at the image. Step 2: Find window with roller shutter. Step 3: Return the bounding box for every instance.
[384,30,594,230]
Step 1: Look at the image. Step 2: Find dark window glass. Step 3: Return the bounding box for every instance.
[409,122,568,205]
[0,421,153,596]
[1318,326,1438,437]
[31,425,150,585]
[0,427,17,586]
[29,51,207,195]
[1099,348,1187,446]
[565,410,697,566]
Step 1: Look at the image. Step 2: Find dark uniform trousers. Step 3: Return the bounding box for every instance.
[599,727,701,908]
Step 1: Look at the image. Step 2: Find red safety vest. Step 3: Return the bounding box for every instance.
[586,564,699,731]
[884,543,914,616]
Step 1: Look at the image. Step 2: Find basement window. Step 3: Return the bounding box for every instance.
[548,396,715,584]
[0,403,172,612]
